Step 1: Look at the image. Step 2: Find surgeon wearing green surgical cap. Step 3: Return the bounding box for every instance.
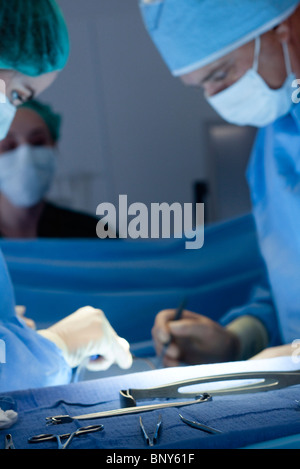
[0,0,132,393]
[0,100,112,239]
[0,0,70,140]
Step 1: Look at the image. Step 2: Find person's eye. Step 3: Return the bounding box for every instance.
[211,70,228,82]
[11,90,26,106]
[0,141,17,153]
[30,138,47,147]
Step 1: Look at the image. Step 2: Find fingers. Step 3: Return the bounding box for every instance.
[152,309,203,354]
[85,336,133,371]
[152,309,176,344]
[152,310,229,366]
[162,342,181,367]
[113,337,133,369]
[86,356,114,371]
[89,312,133,371]
[152,309,186,355]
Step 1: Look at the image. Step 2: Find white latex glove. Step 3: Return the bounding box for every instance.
[0,408,18,429]
[38,306,133,371]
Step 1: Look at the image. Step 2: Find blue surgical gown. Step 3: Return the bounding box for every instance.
[0,250,71,392]
[222,103,300,346]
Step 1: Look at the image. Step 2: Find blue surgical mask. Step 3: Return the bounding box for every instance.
[0,144,57,207]
[206,37,295,127]
[0,92,16,140]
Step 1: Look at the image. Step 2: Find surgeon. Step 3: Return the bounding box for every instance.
[0,99,111,238]
[0,0,132,393]
[139,0,300,365]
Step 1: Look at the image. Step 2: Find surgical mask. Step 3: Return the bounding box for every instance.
[0,144,57,207]
[0,92,16,140]
[206,37,295,127]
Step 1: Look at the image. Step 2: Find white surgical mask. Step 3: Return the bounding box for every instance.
[206,37,295,127]
[0,92,16,140]
[0,144,57,207]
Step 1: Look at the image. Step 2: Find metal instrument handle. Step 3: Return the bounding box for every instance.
[120,370,300,406]
[46,394,211,425]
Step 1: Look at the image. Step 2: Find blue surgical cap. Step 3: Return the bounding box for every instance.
[20,100,62,142]
[0,0,70,77]
[139,0,300,76]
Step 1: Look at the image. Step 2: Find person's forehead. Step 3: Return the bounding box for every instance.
[12,71,59,97]
[10,108,50,135]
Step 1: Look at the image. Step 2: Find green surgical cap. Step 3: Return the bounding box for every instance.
[0,0,70,77]
[20,100,62,142]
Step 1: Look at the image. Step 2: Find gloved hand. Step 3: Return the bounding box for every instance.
[152,309,240,367]
[38,306,133,371]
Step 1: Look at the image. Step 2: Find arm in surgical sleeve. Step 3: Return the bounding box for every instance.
[0,318,72,393]
[225,315,269,360]
[0,250,71,392]
[219,284,281,359]
[0,250,17,321]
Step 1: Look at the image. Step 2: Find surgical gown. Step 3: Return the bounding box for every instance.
[222,103,300,346]
[0,250,71,392]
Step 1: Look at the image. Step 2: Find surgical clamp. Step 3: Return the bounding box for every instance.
[139,414,162,446]
[5,434,15,449]
[45,394,212,425]
[28,424,103,449]
[45,369,300,426]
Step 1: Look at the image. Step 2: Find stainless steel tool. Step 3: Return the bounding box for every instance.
[179,413,222,435]
[45,370,300,425]
[28,424,103,449]
[119,369,300,407]
[45,394,212,425]
[5,434,15,450]
[139,414,162,446]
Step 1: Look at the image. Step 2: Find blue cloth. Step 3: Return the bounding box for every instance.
[139,0,299,76]
[0,250,15,320]
[0,318,72,392]
[0,215,266,392]
[0,249,72,393]
[0,215,264,338]
[246,103,300,344]
[1,358,300,449]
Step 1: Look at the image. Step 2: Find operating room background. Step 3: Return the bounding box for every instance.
[42,0,256,228]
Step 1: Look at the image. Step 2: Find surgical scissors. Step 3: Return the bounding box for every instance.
[139,414,162,446]
[28,424,104,449]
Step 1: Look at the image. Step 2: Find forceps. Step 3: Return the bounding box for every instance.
[179,414,222,435]
[28,424,103,449]
[5,434,15,449]
[139,414,162,446]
